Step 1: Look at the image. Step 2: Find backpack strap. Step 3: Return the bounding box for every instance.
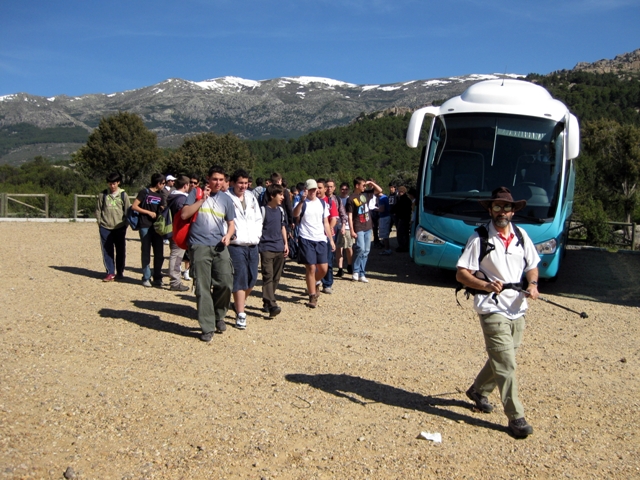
[475,225,495,264]
[261,205,286,226]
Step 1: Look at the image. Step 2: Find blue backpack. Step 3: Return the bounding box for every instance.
[126,188,148,231]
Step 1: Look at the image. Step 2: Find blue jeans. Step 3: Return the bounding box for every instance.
[139,227,164,282]
[322,236,335,288]
[353,229,372,276]
[99,225,127,276]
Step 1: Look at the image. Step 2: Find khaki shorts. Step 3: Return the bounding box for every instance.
[337,230,355,249]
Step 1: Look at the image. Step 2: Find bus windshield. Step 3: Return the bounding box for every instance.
[423,113,564,223]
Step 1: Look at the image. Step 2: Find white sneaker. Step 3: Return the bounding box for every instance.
[359,275,369,283]
[235,313,247,330]
[182,270,191,281]
[352,273,359,282]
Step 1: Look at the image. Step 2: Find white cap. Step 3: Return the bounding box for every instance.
[166,175,177,181]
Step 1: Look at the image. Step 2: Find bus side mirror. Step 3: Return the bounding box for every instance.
[567,114,580,160]
[406,106,439,148]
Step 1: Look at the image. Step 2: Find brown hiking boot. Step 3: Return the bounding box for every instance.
[306,293,319,308]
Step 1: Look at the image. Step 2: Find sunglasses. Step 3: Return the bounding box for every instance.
[492,204,513,212]
[190,181,199,185]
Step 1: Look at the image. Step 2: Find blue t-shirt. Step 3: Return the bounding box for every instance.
[259,205,286,253]
[184,189,236,246]
[378,194,390,218]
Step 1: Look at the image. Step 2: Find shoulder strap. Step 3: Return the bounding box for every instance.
[513,225,525,248]
[260,205,286,226]
[475,225,495,264]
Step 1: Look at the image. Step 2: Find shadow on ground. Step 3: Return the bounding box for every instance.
[99,307,199,339]
[285,373,507,434]
[50,265,143,282]
[132,300,197,320]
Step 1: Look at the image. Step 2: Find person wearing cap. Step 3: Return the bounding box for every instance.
[456,186,540,438]
[164,175,176,193]
[293,179,336,308]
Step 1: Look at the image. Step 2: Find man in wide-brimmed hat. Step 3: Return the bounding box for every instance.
[456,186,541,438]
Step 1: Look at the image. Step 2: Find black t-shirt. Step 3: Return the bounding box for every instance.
[259,206,285,253]
[136,188,166,229]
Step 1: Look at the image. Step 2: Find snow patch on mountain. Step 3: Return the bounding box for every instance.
[282,76,357,88]
[191,76,262,91]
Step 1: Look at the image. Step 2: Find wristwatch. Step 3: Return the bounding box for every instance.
[529,281,538,286]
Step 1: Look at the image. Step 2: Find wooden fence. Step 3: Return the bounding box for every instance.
[73,193,132,219]
[0,193,49,218]
[569,220,637,250]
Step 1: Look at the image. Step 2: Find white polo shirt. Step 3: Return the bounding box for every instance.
[457,222,540,319]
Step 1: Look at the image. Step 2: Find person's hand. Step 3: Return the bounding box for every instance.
[350,231,357,240]
[283,244,289,257]
[484,279,502,294]
[330,240,336,252]
[525,284,539,300]
[148,211,157,220]
[203,184,212,197]
[221,235,231,246]
[340,226,346,235]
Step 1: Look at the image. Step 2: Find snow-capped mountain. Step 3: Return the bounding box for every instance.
[0,73,523,164]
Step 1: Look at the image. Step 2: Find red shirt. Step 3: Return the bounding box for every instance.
[319,195,339,219]
[498,232,515,249]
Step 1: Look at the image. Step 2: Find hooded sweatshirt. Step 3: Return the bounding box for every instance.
[95,188,130,230]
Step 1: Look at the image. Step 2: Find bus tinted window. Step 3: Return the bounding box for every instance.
[423,113,563,222]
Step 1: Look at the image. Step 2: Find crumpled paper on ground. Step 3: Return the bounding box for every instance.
[418,431,442,443]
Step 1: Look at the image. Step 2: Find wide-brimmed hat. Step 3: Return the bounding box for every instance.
[479,187,527,212]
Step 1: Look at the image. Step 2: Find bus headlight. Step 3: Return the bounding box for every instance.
[415,226,446,245]
[535,238,557,255]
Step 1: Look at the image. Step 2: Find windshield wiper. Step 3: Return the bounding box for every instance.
[512,213,546,224]
[431,195,482,215]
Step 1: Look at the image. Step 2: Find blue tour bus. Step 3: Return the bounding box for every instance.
[405,79,580,279]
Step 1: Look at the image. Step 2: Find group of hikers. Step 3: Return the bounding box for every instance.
[95,168,415,326]
[96,166,541,439]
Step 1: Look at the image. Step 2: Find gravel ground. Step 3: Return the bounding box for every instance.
[1,222,639,479]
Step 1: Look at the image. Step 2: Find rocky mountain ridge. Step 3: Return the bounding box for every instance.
[573,48,640,75]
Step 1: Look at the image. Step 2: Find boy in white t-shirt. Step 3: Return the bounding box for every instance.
[292,179,336,308]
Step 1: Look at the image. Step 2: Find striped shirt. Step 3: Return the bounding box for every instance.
[184,190,236,246]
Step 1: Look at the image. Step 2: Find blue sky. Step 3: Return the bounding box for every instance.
[1,0,639,97]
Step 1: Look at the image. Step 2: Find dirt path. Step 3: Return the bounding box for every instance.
[1,223,639,479]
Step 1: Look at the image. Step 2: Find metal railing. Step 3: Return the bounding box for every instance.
[0,193,49,217]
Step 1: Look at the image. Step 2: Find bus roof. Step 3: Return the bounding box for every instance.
[441,79,569,121]
[406,79,578,149]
